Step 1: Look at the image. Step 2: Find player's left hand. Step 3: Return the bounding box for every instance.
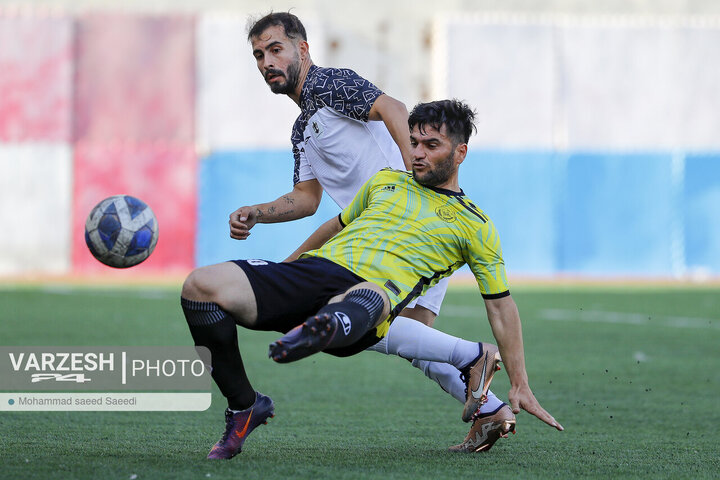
[508,384,564,431]
[229,206,257,240]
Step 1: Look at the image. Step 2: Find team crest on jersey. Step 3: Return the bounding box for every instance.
[435,205,457,223]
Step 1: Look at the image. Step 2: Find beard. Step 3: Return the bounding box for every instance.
[413,151,456,187]
[266,54,301,95]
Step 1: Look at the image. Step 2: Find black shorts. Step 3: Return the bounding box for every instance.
[232,256,381,356]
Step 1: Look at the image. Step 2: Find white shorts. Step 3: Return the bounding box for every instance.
[405,277,449,315]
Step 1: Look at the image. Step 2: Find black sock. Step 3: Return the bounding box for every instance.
[181,297,256,410]
[316,288,384,349]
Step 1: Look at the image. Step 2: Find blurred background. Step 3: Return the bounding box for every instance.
[1,0,719,281]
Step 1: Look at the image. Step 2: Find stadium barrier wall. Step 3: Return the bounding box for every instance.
[683,154,720,276]
[1,11,719,279]
[196,150,720,278]
[0,145,73,275]
[0,16,73,276]
[428,14,720,278]
[434,15,720,151]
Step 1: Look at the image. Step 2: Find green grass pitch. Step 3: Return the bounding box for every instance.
[0,283,718,479]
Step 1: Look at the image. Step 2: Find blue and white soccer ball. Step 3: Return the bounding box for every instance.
[84,195,159,268]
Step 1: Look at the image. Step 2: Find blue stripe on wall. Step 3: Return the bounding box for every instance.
[459,151,563,275]
[560,152,674,275]
[197,149,720,277]
[684,153,720,273]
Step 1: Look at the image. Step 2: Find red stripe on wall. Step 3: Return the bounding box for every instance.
[71,13,197,275]
[72,142,197,274]
[73,14,195,143]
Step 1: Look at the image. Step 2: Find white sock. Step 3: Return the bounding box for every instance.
[367,318,504,413]
[479,390,504,414]
[411,359,504,414]
[412,359,466,403]
[385,316,480,370]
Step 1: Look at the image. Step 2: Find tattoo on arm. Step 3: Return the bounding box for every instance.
[256,194,301,221]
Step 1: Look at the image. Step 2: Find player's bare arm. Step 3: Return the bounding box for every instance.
[484,295,564,431]
[368,94,413,170]
[229,179,323,240]
[283,215,344,262]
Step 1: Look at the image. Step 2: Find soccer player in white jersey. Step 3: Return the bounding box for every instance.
[182,99,563,459]
[229,12,508,450]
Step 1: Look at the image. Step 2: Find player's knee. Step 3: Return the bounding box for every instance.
[182,262,257,327]
[343,283,390,326]
[181,269,200,300]
[181,267,217,303]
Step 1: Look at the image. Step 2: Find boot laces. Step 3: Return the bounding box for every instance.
[220,409,236,442]
[459,370,470,397]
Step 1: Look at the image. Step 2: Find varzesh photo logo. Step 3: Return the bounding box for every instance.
[16,351,109,384]
[0,347,211,411]
[8,350,204,384]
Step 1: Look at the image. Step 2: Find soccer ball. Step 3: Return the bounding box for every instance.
[84,195,159,268]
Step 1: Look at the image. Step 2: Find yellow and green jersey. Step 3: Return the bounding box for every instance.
[302,168,510,339]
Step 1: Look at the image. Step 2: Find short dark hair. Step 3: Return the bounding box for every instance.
[247,12,307,42]
[408,99,477,145]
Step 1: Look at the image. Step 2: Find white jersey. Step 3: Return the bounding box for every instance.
[290,65,405,208]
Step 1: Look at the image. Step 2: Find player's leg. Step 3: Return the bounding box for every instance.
[181,262,274,459]
[269,281,390,362]
[367,278,504,420]
[381,315,481,372]
[380,315,501,421]
[366,279,451,361]
[181,262,259,409]
[410,358,505,411]
[380,279,512,449]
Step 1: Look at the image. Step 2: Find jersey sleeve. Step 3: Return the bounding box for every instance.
[310,68,383,122]
[466,220,511,298]
[295,146,315,184]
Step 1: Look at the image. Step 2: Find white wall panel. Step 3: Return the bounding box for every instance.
[564,22,720,150]
[674,27,720,149]
[0,144,72,275]
[436,19,556,149]
[197,13,326,150]
[564,25,685,149]
[436,15,720,150]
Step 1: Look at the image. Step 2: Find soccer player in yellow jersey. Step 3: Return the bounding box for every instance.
[181,99,563,459]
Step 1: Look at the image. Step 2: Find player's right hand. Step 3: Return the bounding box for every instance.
[508,383,564,432]
[229,207,257,240]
